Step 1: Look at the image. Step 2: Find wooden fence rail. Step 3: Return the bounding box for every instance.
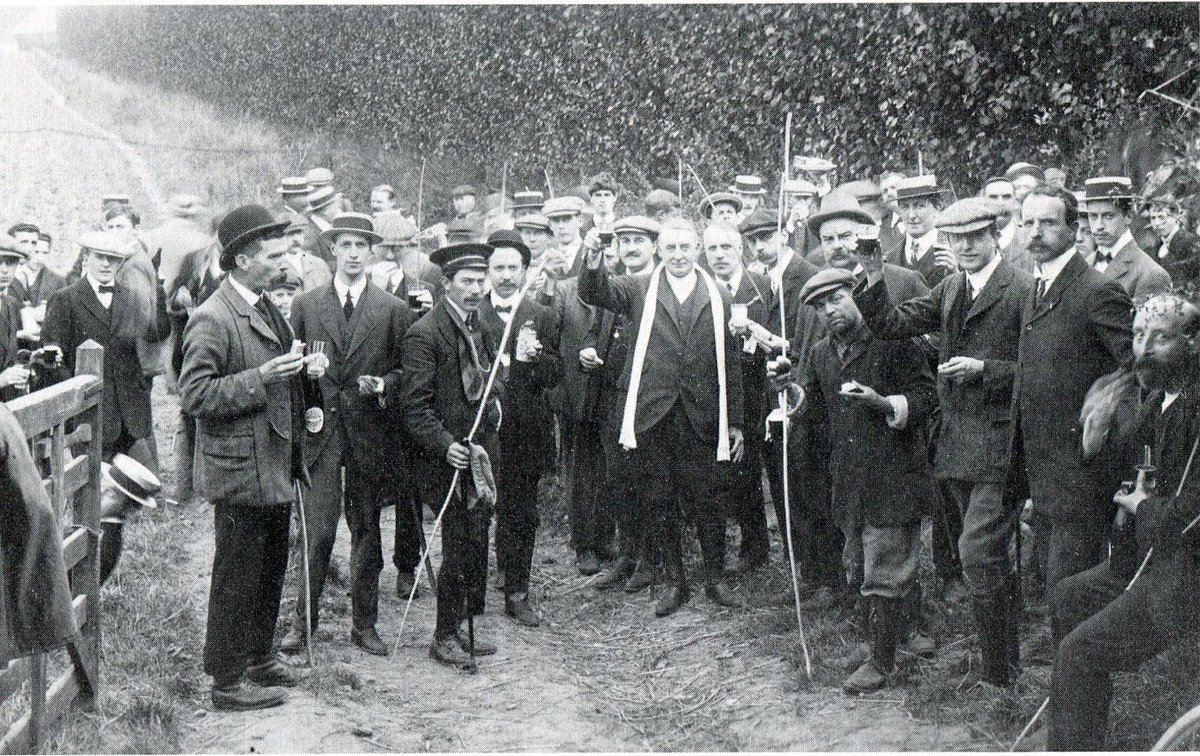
[0,341,103,753]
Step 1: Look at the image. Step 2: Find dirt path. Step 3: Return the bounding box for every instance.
[0,40,988,752]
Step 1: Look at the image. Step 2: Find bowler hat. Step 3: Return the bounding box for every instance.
[800,268,857,305]
[936,198,1005,235]
[698,192,743,218]
[430,243,491,276]
[731,175,766,196]
[277,177,309,196]
[807,190,876,235]
[651,177,682,196]
[271,269,304,292]
[613,215,661,238]
[305,167,334,188]
[486,230,531,266]
[217,205,289,268]
[895,175,943,203]
[77,230,134,260]
[1083,176,1135,204]
[513,214,551,232]
[321,212,382,244]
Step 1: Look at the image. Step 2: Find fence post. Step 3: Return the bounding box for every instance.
[72,340,103,708]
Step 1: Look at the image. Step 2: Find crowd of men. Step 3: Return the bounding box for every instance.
[5,157,1200,749]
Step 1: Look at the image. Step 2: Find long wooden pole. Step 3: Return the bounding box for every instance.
[393,270,540,653]
[416,158,427,233]
[774,111,812,680]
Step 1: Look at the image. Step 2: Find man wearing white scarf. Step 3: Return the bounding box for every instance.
[579,217,745,617]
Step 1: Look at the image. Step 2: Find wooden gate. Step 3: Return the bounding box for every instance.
[0,341,103,753]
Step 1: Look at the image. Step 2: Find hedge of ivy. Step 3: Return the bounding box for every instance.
[58,4,1198,199]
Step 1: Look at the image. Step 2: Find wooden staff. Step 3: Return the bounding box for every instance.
[416,158,427,233]
[677,155,684,200]
[684,161,711,200]
[773,111,812,680]
[544,168,556,199]
[500,161,509,217]
[392,270,540,653]
[294,480,314,667]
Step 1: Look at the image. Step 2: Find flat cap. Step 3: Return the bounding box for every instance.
[935,197,1005,234]
[430,243,491,276]
[1004,162,1044,182]
[77,230,134,259]
[6,223,38,236]
[588,172,619,196]
[513,213,551,232]
[738,209,781,237]
[838,180,882,202]
[446,215,485,241]
[375,212,419,244]
[800,268,857,305]
[613,215,661,238]
[277,176,309,195]
[305,167,334,187]
[542,196,585,218]
[644,189,681,214]
[698,191,743,218]
[486,229,531,266]
[452,184,477,198]
[895,174,942,202]
[784,178,820,197]
[0,235,23,260]
[1083,176,1134,203]
[512,191,545,212]
[793,156,836,173]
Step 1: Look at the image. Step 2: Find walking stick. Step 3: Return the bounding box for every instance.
[1011,431,1200,750]
[500,161,508,217]
[543,168,556,199]
[772,111,812,680]
[392,271,540,654]
[416,158,426,234]
[294,480,315,667]
[410,488,437,593]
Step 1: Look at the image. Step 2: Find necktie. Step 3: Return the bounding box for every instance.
[466,311,479,332]
[98,285,115,294]
[343,289,355,321]
[256,296,288,346]
[964,277,974,302]
[1035,277,1047,307]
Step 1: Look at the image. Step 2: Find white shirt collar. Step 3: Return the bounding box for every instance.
[719,268,744,295]
[490,289,522,317]
[998,221,1016,249]
[1101,228,1134,256]
[1163,392,1180,414]
[1034,247,1076,290]
[333,275,367,306]
[965,254,1003,298]
[666,269,698,302]
[908,227,939,260]
[227,275,261,306]
[560,238,582,271]
[85,273,112,295]
[444,295,471,324]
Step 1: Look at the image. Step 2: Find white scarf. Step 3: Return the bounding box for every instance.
[620,263,731,461]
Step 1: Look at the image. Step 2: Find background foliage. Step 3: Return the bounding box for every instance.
[58,4,1200,207]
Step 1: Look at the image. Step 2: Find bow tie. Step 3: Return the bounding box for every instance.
[494,304,513,315]
[98,285,115,294]
[1096,250,1113,265]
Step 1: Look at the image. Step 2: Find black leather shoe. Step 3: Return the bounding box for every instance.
[455,630,497,656]
[736,555,767,574]
[623,560,656,593]
[212,680,288,711]
[577,550,601,576]
[430,637,477,672]
[351,626,390,656]
[705,583,744,609]
[594,557,634,590]
[396,570,419,600]
[654,585,691,617]
[505,595,542,627]
[245,658,310,688]
[279,623,306,656]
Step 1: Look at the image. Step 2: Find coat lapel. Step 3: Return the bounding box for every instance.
[1026,253,1084,326]
[220,281,280,347]
[345,282,382,361]
[1107,239,1138,282]
[78,280,110,325]
[317,283,346,354]
[684,275,713,339]
[655,274,685,336]
[964,259,1013,324]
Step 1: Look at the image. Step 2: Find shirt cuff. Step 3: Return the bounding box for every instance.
[884,395,909,429]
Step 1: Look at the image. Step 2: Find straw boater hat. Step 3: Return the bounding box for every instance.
[320,212,382,244]
[512,191,545,215]
[277,176,309,196]
[101,453,161,523]
[894,174,945,203]
[1082,176,1135,207]
[306,186,340,214]
[783,178,819,198]
[305,167,335,189]
[731,175,766,196]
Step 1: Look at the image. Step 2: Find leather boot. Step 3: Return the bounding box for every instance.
[623,559,656,593]
[972,592,1011,686]
[594,556,634,590]
[655,556,690,617]
[1005,574,1022,676]
[870,597,902,677]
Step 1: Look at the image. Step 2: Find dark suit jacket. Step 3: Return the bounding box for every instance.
[803,327,937,528]
[290,281,413,487]
[579,263,744,445]
[1102,236,1171,304]
[729,270,773,444]
[480,296,562,471]
[1008,252,1133,521]
[1158,228,1200,291]
[11,267,66,307]
[885,231,953,288]
[544,276,594,424]
[764,252,821,341]
[179,279,302,507]
[856,257,1034,482]
[42,278,170,448]
[401,299,503,467]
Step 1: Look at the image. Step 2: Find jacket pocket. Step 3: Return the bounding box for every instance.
[199,434,255,503]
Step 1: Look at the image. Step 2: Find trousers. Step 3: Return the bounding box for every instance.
[203,501,290,684]
[569,419,616,556]
[494,445,542,596]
